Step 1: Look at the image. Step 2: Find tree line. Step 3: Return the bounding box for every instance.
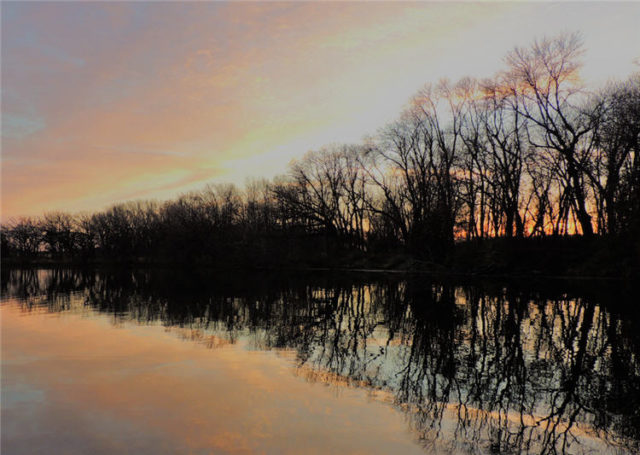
[3,33,639,265]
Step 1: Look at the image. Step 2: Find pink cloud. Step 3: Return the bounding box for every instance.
[3,2,638,220]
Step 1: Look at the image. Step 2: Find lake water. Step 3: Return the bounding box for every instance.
[1,268,639,454]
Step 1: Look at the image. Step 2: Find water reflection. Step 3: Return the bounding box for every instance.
[2,268,639,454]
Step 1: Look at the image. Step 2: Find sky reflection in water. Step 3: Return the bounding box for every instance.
[2,269,639,454]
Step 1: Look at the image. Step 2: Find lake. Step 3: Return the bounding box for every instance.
[1,268,639,454]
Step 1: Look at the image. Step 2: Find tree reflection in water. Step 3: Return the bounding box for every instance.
[2,268,639,454]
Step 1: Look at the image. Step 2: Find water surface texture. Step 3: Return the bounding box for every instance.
[2,269,639,454]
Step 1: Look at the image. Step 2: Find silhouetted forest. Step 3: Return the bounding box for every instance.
[3,34,639,274]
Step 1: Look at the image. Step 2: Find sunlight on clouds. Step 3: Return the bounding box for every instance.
[1,2,638,220]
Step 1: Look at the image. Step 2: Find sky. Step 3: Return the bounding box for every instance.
[2,1,639,221]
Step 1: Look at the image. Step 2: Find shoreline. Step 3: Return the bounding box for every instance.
[3,233,639,280]
[2,259,636,281]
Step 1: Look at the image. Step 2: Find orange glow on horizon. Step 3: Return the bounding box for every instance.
[2,2,638,221]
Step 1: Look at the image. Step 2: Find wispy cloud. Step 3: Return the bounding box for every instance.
[2,2,638,220]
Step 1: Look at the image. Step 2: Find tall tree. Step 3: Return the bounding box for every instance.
[587,74,640,234]
[504,33,595,236]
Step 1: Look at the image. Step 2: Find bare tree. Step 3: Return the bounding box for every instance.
[275,145,370,250]
[4,217,43,256]
[366,80,467,257]
[504,33,595,236]
[587,74,640,234]
[459,77,529,238]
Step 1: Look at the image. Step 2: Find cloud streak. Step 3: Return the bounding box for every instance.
[2,2,638,220]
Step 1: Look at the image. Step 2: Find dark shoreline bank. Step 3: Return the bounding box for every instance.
[3,235,639,280]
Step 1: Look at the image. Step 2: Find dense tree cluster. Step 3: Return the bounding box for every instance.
[2,34,639,264]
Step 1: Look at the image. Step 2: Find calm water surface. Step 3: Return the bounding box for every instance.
[1,268,639,454]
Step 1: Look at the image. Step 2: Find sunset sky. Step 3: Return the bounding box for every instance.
[2,2,638,221]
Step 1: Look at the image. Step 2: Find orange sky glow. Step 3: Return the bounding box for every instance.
[2,2,638,221]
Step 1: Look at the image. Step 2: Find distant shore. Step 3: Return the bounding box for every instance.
[4,235,638,280]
